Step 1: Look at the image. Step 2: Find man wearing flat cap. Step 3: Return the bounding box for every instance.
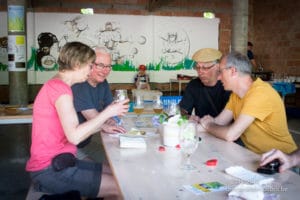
[179,48,230,121]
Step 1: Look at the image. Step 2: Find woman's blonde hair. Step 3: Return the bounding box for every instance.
[57,42,95,71]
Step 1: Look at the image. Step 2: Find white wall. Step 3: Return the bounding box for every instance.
[0,12,219,84]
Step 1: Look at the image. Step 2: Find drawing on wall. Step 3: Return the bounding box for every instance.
[64,16,88,38]
[58,16,92,50]
[159,30,190,69]
[97,21,147,70]
[97,21,129,65]
[28,32,59,71]
[0,12,219,83]
[38,33,58,70]
[27,16,149,72]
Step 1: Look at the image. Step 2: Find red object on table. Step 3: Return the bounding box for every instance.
[206,159,218,166]
[158,146,166,152]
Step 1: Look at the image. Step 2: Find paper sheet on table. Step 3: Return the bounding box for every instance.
[119,135,147,148]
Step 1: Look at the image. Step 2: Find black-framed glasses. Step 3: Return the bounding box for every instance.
[93,62,112,70]
[193,63,216,72]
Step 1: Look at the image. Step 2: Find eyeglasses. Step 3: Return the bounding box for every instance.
[93,62,112,70]
[218,67,232,74]
[193,63,216,72]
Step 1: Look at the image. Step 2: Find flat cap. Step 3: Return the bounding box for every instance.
[192,48,222,62]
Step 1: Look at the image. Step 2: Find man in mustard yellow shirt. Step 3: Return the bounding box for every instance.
[200,51,297,154]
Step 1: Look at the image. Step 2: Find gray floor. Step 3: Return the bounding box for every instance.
[0,117,300,200]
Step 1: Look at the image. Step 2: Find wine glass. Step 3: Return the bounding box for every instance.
[153,95,163,114]
[133,95,144,127]
[180,122,199,170]
[167,102,178,117]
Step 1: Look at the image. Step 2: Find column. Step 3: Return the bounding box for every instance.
[7,0,28,106]
[231,0,248,54]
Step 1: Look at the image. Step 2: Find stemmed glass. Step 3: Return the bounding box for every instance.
[133,95,144,127]
[180,122,199,170]
[153,95,163,114]
[113,89,128,126]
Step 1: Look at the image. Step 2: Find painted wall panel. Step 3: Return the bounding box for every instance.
[0,12,219,84]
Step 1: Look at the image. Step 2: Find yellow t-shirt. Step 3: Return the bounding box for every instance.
[226,78,297,154]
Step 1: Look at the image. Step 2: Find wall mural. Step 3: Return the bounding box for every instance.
[0,12,219,83]
[159,31,190,69]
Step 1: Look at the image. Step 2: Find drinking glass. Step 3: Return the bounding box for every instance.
[167,102,178,116]
[152,95,163,114]
[113,89,128,126]
[114,89,128,102]
[180,123,198,170]
[133,95,144,127]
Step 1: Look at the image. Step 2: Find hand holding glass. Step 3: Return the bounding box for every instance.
[113,90,128,126]
[114,89,128,102]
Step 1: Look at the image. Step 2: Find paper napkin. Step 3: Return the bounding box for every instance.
[119,135,147,148]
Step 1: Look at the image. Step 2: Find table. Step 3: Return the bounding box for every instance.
[0,114,32,124]
[0,110,32,124]
[169,79,190,95]
[272,82,296,101]
[101,115,300,200]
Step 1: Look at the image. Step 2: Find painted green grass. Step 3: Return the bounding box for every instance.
[26,47,194,72]
[27,47,58,71]
[8,17,24,31]
[112,58,194,71]
[0,63,8,71]
[112,60,136,71]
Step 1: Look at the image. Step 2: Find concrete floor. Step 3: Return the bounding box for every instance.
[0,124,31,200]
[0,117,300,200]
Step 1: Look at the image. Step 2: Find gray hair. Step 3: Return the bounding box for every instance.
[93,46,110,54]
[225,51,252,75]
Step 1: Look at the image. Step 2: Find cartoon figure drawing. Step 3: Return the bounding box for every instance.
[98,22,124,50]
[36,32,58,69]
[160,31,190,66]
[97,22,129,64]
[58,16,92,50]
[63,16,88,38]
[97,21,147,65]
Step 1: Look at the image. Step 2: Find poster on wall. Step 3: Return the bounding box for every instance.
[8,5,25,32]
[7,35,26,71]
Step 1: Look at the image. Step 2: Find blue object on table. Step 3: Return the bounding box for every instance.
[272,82,296,97]
[113,116,122,126]
[128,102,134,112]
[160,96,182,110]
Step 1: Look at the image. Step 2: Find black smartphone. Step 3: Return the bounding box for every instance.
[257,159,280,174]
